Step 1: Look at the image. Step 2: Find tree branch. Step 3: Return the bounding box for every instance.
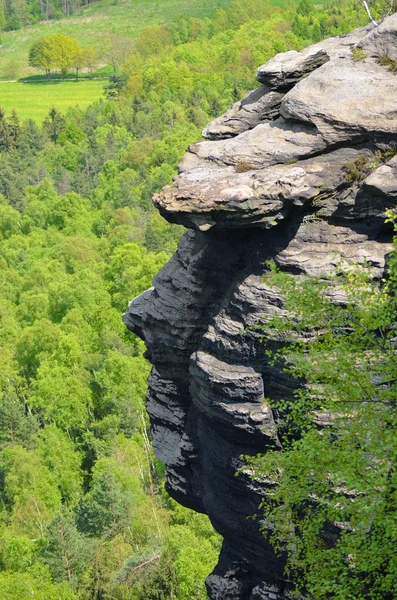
[361,0,378,25]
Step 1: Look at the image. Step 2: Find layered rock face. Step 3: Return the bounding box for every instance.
[124,15,397,599]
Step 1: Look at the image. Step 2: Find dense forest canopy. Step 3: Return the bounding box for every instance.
[0,0,391,597]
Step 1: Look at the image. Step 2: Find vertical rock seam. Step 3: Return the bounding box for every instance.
[124,15,397,599]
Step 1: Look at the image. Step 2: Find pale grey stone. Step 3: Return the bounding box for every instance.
[179,118,326,175]
[280,58,397,144]
[256,46,329,89]
[362,155,397,198]
[154,148,372,230]
[358,12,397,60]
[202,85,284,140]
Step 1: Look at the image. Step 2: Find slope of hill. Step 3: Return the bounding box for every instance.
[0,0,232,79]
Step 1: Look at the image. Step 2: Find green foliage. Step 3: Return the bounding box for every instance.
[164,504,221,600]
[28,34,87,78]
[0,530,36,571]
[43,106,66,141]
[76,468,133,538]
[1,445,62,536]
[250,231,397,598]
[343,155,371,183]
[351,47,368,61]
[296,0,315,16]
[0,0,371,597]
[377,54,397,73]
[29,38,52,75]
[0,563,77,600]
[104,72,129,99]
[135,24,174,58]
[39,512,91,587]
[34,425,83,504]
[0,390,38,449]
[0,109,20,151]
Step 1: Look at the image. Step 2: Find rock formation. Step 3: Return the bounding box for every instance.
[124,14,397,599]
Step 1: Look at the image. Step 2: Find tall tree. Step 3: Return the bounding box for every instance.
[72,46,85,79]
[44,34,80,78]
[0,390,38,449]
[76,469,132,539]
[28,38,52,77]
[103,34,134,72]
[43,107,66,142]
[82,46,98,77]
[39,512,91,588]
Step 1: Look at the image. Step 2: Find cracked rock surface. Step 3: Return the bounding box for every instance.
[124,15,397,599]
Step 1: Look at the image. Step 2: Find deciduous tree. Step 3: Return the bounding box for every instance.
[251,229,397,598]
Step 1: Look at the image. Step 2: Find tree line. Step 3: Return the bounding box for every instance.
[0,0,99,32]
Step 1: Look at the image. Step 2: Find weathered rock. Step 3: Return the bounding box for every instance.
[314,25,369,57]
[124,215,392,598]
[358,12,397,60]
[178,118,327,176]
[123,14,397,600]
[202,25,370,142]
[280,58,397,145]
[203,86,284,140]
[256,46,329,89]
[155,148,373,230]
[362,155,397,198]
[255,24,369,91]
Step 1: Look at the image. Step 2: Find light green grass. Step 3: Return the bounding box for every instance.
[0,0,232,79]
[0,80,105,122]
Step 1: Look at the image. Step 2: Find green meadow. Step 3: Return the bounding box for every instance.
[0,0,233,79]
[0,80,105,122]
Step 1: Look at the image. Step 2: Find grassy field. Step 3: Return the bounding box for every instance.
[0,0,303,118]
[0,0,233,80]
[0,80,105,122]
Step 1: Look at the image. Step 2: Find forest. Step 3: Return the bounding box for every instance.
[0,0,394,597]
[0,0,100,31]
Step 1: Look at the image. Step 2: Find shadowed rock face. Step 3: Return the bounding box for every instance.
[124,16,397,599]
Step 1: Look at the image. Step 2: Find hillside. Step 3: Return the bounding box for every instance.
[0,0,232,79]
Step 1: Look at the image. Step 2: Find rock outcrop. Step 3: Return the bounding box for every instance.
[124,16,397,599]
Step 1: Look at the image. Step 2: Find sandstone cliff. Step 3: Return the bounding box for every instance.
[124,15,397,599]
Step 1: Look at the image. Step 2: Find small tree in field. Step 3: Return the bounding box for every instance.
[82,47,98,78]
[45,34,80,79]
[28,38,52,77]
[28,35,95,79]
[72,47,85,80]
